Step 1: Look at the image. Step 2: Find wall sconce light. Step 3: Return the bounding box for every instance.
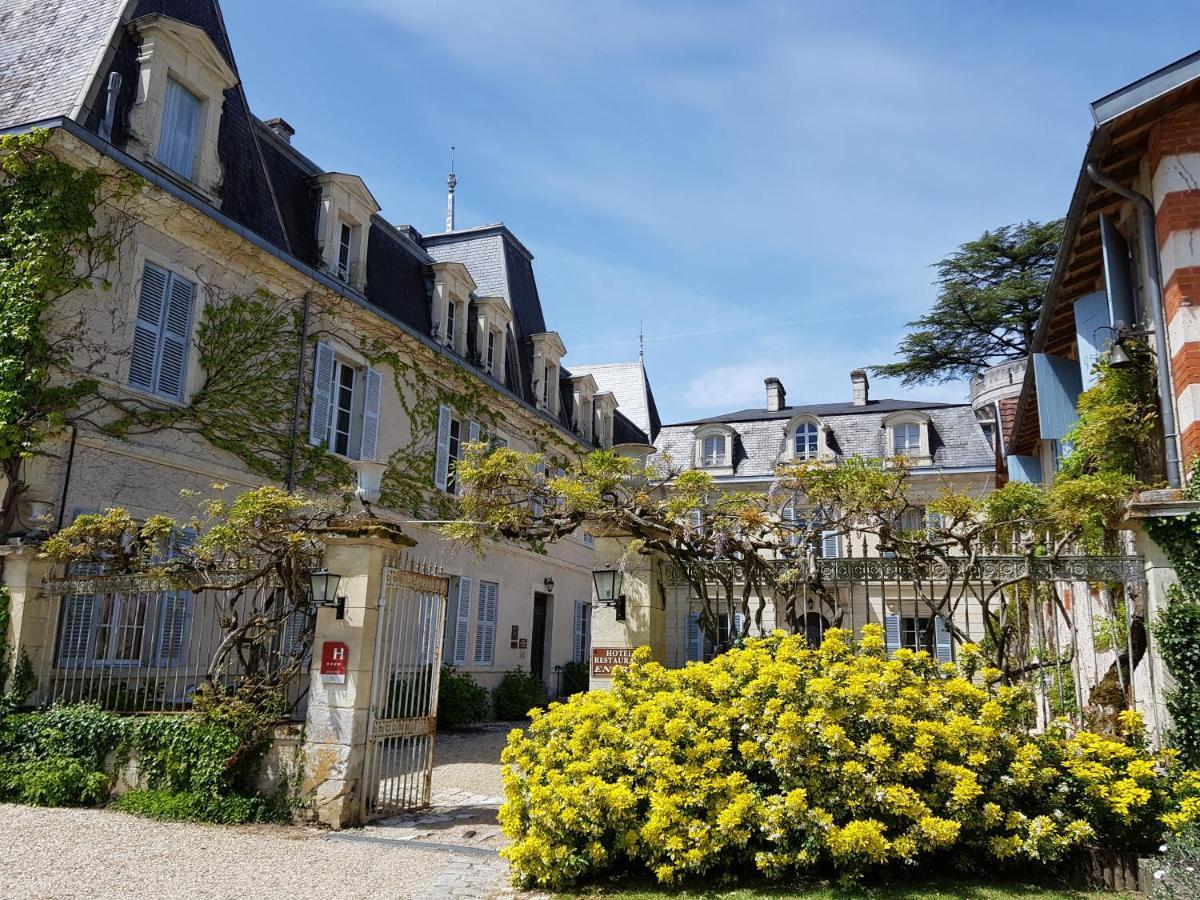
[591,567,626,621]
[309,569,346,619]
[543,576,555,593]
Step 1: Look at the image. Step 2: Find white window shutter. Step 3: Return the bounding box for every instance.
[484,583,497,665]
[934,615,953,664]
[434,404,452,491]
[129,263,168,392]
[57,594,95,664]
[884,613,901,658]
[417,593,434,665]
[821,530,839,559]
[155,274,194,400]
[359,366,383,461]
[308,342,335,447]
[155,590,192,665]
[453,577,472,665]
[474,581,497,666]
[686,612,703,662]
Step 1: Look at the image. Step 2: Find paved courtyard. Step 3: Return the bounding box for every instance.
[0,723,537,900]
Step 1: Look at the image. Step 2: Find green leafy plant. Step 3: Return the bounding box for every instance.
[493,668,547,721]
[560,659,590,697]
[1155,586,1200,767]
[437,667,490,729]
[1152,824,1200,899]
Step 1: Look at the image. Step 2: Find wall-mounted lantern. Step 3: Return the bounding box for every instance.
[543,576,555,594]
[592,567,626,621]
[310,569,346,619]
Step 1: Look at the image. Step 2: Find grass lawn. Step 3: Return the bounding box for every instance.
[560,875,1133,899]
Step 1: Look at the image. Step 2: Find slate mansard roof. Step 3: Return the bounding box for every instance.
[654,399,996,479]
[0,0,645,446]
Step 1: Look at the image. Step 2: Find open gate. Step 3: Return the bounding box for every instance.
[360,556,449,822]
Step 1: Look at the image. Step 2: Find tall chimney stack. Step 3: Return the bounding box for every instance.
[851,369,869,406]
[765,377,786,412]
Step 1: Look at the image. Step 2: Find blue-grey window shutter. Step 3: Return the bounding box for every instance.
[156,274,194,400]
[155,590,192,666]
[129,263,168,392]
[451,576,472,665]
[434,404,452,491]
[933,615,953,664]
[821,530,839,559]
[1033,352,1084,441]
[308,342,335,447]
[687,612,703,662]
[359,366,383,461]
[1100,215,1136,328]
[57,595,95,665]
[733,611,746,641]
[884,612,901,658]
[1007,454,1043,484]
[1073,291,1111,389]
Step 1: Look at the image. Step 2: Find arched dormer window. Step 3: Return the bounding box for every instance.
[785,414,830,461]
[882,410,932,465]
[693,424,735,474]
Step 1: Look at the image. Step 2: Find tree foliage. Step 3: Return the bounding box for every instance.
[872,219,1063,385]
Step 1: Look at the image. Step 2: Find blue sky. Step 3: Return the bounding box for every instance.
[221,1,1200,425]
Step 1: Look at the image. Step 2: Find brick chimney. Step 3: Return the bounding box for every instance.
[851,369,869,406]
[765,377,786,412]
[264,117,295,144]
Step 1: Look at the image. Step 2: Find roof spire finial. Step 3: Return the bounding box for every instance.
[639,321,645,363]
[445,145,457,232]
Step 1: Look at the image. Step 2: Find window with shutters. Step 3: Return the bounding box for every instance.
[573,601,591,663]
[473,580,499,666]
[128,261,195,402]
[896,615,953,661]
[308,342,382,461]
[435,405,478,494]
[57,590,191,668]
[157,78,202,179]
[444,576,473,666]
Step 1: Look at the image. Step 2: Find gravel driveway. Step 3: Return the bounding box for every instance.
[0,724,526,900]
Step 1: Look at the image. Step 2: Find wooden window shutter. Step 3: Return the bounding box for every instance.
[1100,214,1136,328]
[57,594,95,665]
[452,576,472,666]
[686,612,703,662]
[359,366,383,461]
[474,581,497,666]
[934,615,953,664]
[884,613,902,658]
[1033,352,1084,441]
[155,590,192,666]
[821,530,839,559]
[129,263,168,392]
[308,342,335,447]
[434,404,452,491]
[156,274,194,400]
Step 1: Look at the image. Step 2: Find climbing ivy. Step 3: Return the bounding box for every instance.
[0,130,138,539]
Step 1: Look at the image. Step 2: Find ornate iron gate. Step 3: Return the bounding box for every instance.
[360,555,449,821]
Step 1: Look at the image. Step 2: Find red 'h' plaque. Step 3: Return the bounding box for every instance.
[320,641,348,684]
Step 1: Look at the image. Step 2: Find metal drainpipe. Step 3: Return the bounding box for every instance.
[1085,164,1182,488]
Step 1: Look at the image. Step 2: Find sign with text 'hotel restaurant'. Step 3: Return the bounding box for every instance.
[591,647,634,677]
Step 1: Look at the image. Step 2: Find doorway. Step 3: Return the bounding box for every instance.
[530,592,548,683]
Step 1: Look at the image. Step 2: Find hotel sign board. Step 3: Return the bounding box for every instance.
[591,647,634,677]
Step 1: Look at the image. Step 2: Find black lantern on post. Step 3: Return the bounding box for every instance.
[592,567,626,621]
[309,569,346,620]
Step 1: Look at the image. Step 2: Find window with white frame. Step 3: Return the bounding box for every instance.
[700,434,727,467]
[157,78,201,179]
[335,221,356,281]
[794,422,820,459]
[893,423,921,456]
[486,328,498,376]
[308,343,382,460]
[435,404,479,494]
[473,581,499,665]
[573,601,591,663]
[446,299,458,346]
[128,261,195,402]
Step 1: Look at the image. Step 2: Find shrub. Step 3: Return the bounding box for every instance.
[493,668,548,721]
[438,667,490,729]
[499,627,1200,890]
[1156,586,1200,767]
[560,659,589,697]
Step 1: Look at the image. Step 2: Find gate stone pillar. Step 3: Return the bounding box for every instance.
[302,533,406,828]
[1,547,57,700]
[588,535,666,691]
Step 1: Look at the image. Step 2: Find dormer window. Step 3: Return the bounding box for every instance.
[795,422,819,459]
[473,297,512,381]
[786,414,831,462]
[313,173,379,288]
[157,78,201,178]
[127,16,239,196]
[446,299,458,345]
[336,221,356,281]
[430,263,474,356]
[532,332,567,417]
[486,329,497,373]
[883,411,932,465]
[701,435,726,467]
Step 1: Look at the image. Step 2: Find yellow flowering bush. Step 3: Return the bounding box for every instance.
[499,626,1199,889]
